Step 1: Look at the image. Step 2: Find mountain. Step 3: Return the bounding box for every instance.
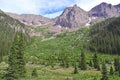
[89,16,120,54]
[6,13,53,26]
[89,2,120,18]
[4,2,120,30]
[114,4,120,11]
[55,4,89,28]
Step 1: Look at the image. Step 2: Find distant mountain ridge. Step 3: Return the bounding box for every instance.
[5,2,120,29]
[89,2,120,18]
[6,12,53,26]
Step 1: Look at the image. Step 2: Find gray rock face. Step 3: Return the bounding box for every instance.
[55,4,89,28]
[6,13,52,26]
[89,2,120,18]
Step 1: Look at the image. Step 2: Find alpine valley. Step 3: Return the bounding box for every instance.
[0,2,120,80]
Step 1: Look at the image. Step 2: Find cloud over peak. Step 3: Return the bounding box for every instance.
[0,0,120,18]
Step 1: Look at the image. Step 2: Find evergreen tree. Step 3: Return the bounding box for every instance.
[97,65,100,71]
[89,60,93,67]
[93,77,97,80]
[93,53,99,69]
[101,62,108,80]
[118,64,120,76]
[79,50,87,70]
[74,64,78,74]
[16,33,26,77]
[114,58,119,71]
[31,68,38,77]
[5,32,26,80]
[109,66,114,75]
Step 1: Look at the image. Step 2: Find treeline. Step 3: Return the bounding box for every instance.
[89,16,120,54]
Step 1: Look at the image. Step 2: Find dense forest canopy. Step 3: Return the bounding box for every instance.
[89,17,120,54]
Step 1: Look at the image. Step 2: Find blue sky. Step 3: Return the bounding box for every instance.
[0,0,120,18]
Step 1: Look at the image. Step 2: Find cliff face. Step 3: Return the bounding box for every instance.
[55,4,89,28]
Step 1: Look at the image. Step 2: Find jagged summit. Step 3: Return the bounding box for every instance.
[89,2,120,18]
[73,4,78,8]
[55,4,89,28]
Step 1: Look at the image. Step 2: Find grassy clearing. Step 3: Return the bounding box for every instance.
[1,63,120,80]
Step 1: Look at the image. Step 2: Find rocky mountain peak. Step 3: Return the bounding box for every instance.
[73,4,78,8]
[114,4,120,8]
[100,2,108,6]
[89,2,120,18]
[55,4,89,28]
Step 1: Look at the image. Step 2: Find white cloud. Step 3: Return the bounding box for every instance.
[76,0,120,11]
[0,0,39,14]
[0,0,120,18]
[0,0,75,16]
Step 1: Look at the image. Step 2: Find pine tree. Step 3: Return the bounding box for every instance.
[97,65,100,71]
[74,64,78,74]
[89,60,93,67]
[101,62,108,80]
[16,33,26,77]
[109,66,114,75]
[93,53,99,69]
[5,32,26,80]
[118,64,120,76]
[79,50,87,70]
[114,58,119,71]
[31,68,38,77]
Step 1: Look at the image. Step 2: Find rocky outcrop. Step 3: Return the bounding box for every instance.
[55,4,89,28]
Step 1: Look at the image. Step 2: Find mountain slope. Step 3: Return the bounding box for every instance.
[0,10,28,60]
[89,16,120,54]
[55,4,89,28]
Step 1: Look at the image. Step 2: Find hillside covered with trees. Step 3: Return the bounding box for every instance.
[0,11,28,62]
[89,16,120,54]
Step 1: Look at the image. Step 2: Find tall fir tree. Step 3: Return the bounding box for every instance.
[89,60,93,67]
[5,32,26,80]
[31,68,38,77]
[101,62,108,80]
[109,66,114,75]
[74,63,78,74]
[79,50,87,70]
[119,63,120,76]
[93,53,99,69]
[114,58,119,72]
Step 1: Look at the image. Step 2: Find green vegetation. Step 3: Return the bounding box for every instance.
[35,25,50,32]
[31,68,38,77]
[73,64,78,74]
[0,11,28,63]
[109,66,114,75]
[93,53,100,70]
[89,17,120,54]
[101,62,108,80]
[5,32,26,80]
[0,11,120,80]
[79,50,87,70]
